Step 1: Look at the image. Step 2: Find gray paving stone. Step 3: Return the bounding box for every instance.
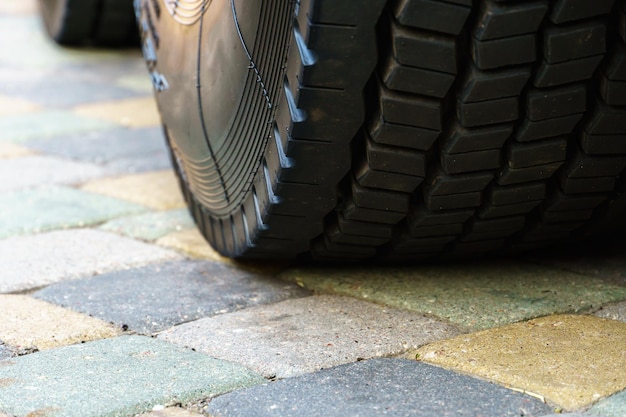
[34,260,311,333]
[0,156,107,192]
[0,335,265,417]
[594,301,626,323]
[25,127,172,174]
[0,343,12,360]
[206,358,553,417]
[589,390,626,417]
[99,209,195,241]
[0,229,182,293]
[159,295,460,379]
[0,186,148,239]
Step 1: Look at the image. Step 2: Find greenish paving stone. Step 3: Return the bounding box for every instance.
[594,301,626,323]
[0,110,115,143]
[99,209,195,241]
[590,390,626,417]
[0,186,147,238]
[0,336,265,417]
[280,261,626,331]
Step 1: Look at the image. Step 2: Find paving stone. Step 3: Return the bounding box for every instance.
[81,170,186,210]
[0,0,37,14]
[138,408,204,417]
[99,209,195,241]
[280,262,626,331]
[0,229,182,293]
[0,295,119,351]
[25,126,171,174]
[206,358,554,417]
[0,143,34,159]
[412,315,626,411]
[0,110,115,143]
[159,295,460,379]
[115,75,154,94]
[0,156,105,192]
[34,260,311,333]
[157,229,229,262]
[594,301,626,322]
[0,344,12,361]
[590,390,626,417]
[0,94,41,116]
[73,96,161,128]
[0,186,147,239]
[0,336,265,417]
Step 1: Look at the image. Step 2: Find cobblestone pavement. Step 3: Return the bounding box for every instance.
[1,2,626,417]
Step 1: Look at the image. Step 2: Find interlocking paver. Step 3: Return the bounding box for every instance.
[281,262,626,330]
[115,74,154,94]
[34,260,311,333]
[25,126,171,174]
[159,295,460,379]
[594,301,626,322]
[0,110,115,143]
[73,96,160,128]
[589,390,626,417]
[0,156,105,192]
[412,315,626,411]
[139,409,204,417]
[206,358,553,417]
[0,143,34,159]
[0,336,265,417]
[0,94,40,116]
[0,229,182,293]
[99,209,195,241]
[0,295,119,351]
[81,170,186,210]
[0,186,147,239]
[157,228,228,262]
[0,344,12,361]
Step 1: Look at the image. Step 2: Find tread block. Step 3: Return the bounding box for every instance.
[470,216,526,233]
[443,123,513,153]
[521,222,583,242]
[580,131,626,155]
[559,175,616,194]
[541,209,595,223]
[534,55,604,88]
[393,234,456,251]
[473,0,548,41]
[314,236,378,259]
[562,151,626,177]
[507,137,568,168]
[408,209,475,227]
[599,75,626,106]
[380,85,442,130]
[516,113,583,142]
[426,172,494,196]
[544,23,606,64]
[392,22,457,73]
[343,200,407,224]
[411,223,465,238]
[355,161,424,193]
[478,200,542,219]
[336,214,393,239]
[550,0,615,24]
[426,192,482,211]
[585,102,626,135]
[452,239,505,253]
[497,161,563,185]
[525,85,586,121]
[489,182,546,205]
[366,135,426,177]
[352,178,410,213]
[603,43,626,81]
[369,111,440,150]
[269,182,337,216]
[394,0,471,35]
[441,149,502,174]
[545,191,606,211]
[472,34,536,69]
[457,96,519,127]
[381,55,456,98]
[326,218,390,246]
[460,65,531,103]
[304,0,387,25]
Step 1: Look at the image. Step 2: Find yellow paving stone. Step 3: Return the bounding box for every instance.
[72,96,160,128]
[0,295,120,351]
[0,143,34,159]
[411,314,626,411]
[81,170,186,210]
[156,228,230,263]
[0,0,37,15]
[138,407,205,417]
[0,95,41,117]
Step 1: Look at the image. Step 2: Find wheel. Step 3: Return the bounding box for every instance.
[137,0,626,261]
[38,0,137,46]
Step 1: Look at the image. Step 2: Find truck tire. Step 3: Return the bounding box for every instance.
[138,0,626,261]
[39,0,137,46]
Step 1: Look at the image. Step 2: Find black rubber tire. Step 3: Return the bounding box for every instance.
[38,0,137,46]
[138,0,626,261]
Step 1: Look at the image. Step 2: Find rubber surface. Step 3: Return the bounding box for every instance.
[38,0,137,46]
[139,0,626,261]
